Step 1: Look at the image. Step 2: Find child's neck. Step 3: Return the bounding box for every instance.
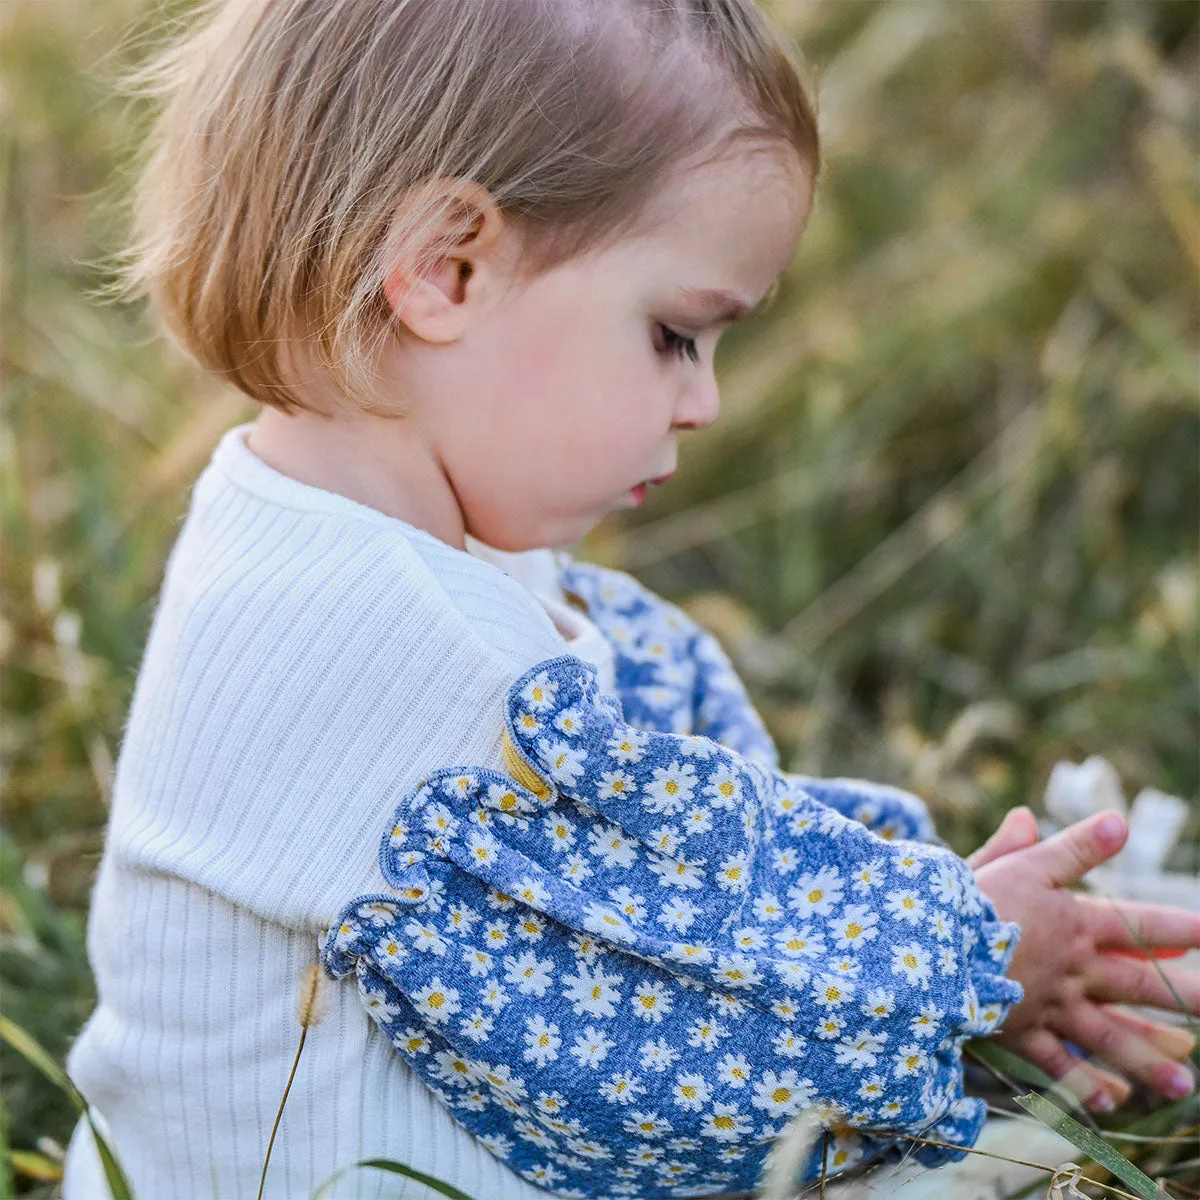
[247,406,470,551]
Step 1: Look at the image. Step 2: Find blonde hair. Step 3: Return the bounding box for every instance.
[110,0,821,413]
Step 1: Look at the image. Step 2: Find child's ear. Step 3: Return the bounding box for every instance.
[381,176,514,344]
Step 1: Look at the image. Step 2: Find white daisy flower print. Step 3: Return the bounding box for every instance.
[523,1015,562,1067]
[683,806,713,836]
[553,706,585,736]
[587,823,639,869]
[597,768,637,802]
[538,738,587,787]
[486,781,536,818]
[773,1028,808,1058]
[731,925,767,952]
[775,923,825,960]
[511,877,551,910]
[631,980,673,1023]
[884,889,926,923]
[895,849,925,877]
[393,1026,430,1055]
[645,824,682,857]
[672,1072,711,1112]
[412,977,461,1026]
[521,672,557,711]
[910,1002,945,1038]
[815,1013,846,1040]
[606,727,649,764]
[360,985,403,1020]
[787,865,843,917]
[624,1111,671,1139]
[891,942,932,988]
[582,903,635,943]
[830,955,862,980]
[714,953,761,990]
[422,802,459,838]
[480,979,509,1011]
[750,1070,813,1119]
[600,1072,645,1106]
[534,1090,568,1116]
[771,846,798,874]
[861,987,896,1020]
[702,766,743,810]
[638,1037,680,1073]
[939,945,959,975]
[404,919,448,956]
[567,932,604,964]
[647,853,705,890]
[373,932,406,966]
[442,772,478,802]
[514,912,546,942]
[467,827,502,867]
[773,960,813,990]
[656,896,700,934]
[561,852,593,883]
[513,709,541,738]
[663,941,714,966]
[831,904,879,950]
[850,856,885,894]
[504,950,554,997]
[834,1030,888,1071]
[751,894,785,923]
[479,1131,513,1158]
[478,1062,528,1100]
[645,760,698,815]
[608,885,647,924]
[566,1136,614,1160]
[717,1053,752,1089]
[562,962,623,1018]
[827,1134,864,1172]
[812,976,854,1009]
[987,926,1015,962]
[893,1042,929,1078]
[686,1017,727,1051]
[715,852,750,894]
[459,1007,495,1043]
[444,902,478,934]
[569,1026,615,1069]
[858,1074,886,1102]
[434,1049,479,1088]
[542,813,577,853]
[930,859,963,906]
[701,1103,752,1142]
[482,920,510,950]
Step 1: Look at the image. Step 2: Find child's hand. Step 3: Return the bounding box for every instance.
[972,809,1200,1110]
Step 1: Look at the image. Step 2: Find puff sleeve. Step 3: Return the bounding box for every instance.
[320,655,1022,1200]
[557,556,940,845]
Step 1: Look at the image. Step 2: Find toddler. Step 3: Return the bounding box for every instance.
[64,0,1199,1197]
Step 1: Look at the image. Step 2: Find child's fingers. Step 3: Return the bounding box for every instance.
[1081,895,1200,953]
[1102,1005,1197,1060]
[1062,1002,1196,1100]
[1086,953,1200,1015]
[965,806,1039,870]
[1012,1028,1123,1111]
[1023,810,1128,887]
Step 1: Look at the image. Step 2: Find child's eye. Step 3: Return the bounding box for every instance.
[655,323,700,366]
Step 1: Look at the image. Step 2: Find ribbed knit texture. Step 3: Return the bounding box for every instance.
[64,423,607,1200]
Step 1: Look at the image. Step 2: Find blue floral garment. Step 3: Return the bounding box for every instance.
[554,557,940,847]
[321,560,1023,1199]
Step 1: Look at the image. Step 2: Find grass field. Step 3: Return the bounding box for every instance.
[2,0,1197,1194]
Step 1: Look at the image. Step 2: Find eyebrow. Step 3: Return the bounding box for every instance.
[676,279,781,325]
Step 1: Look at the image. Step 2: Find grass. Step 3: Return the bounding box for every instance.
[1,0,1197,1195]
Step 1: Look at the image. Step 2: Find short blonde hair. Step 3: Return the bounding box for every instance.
[111,0,821,413]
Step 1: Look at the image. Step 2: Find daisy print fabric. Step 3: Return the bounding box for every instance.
[321,652,1023,1199]
[556,556,940,847]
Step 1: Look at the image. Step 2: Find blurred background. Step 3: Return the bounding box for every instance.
[2,0,1197,1191]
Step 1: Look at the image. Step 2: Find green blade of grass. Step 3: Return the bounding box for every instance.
[1013,1091,1160,1200]
[311,1159,478,1200]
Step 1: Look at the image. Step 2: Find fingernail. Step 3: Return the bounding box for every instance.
[1089,1092,1115,1112]
[1097,813,1125,846]
[1162,1065,1195,1099]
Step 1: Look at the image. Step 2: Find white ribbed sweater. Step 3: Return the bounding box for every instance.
[63,422,621,1200]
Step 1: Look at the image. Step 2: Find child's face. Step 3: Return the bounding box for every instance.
[385,146,812,552]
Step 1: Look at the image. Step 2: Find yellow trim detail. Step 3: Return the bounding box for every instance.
[501,729,553,802]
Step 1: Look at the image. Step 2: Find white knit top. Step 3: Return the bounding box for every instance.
[63,422,620,1200]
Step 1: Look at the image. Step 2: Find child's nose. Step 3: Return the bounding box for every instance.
[673,375,720,431]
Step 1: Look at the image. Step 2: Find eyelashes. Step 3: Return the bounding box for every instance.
[656,324,700,366]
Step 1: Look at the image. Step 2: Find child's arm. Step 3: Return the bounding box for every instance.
[558,555,940,844]
[323,653,1025,1193]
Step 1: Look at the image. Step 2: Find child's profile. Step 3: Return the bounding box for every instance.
[60,1,1198,1198]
